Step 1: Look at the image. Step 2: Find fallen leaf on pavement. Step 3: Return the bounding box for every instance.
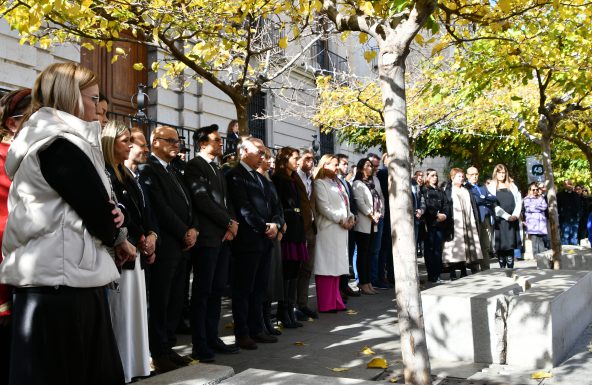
[389,377,398,383]
[294,341,306,346]
[328,367,350,372]
[531,371,553,379]
[346,309,358,315]
[367,357,388,369]
[360,346,375,355]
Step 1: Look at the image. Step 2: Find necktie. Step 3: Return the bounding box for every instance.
[167,164,190,206]
[251,170,263,189]
[134,174,146,208]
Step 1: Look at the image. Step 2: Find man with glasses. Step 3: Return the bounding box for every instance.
[226,137,282,350]
[139,126,198,372]
[465,166,497,270]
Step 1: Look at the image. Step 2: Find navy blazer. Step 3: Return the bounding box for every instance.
[226,163,282,253]
[184,155,235,248]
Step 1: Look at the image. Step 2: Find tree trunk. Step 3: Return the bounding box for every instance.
[235,101,250,136]
[541,137,561,269]
[379,44,432,385]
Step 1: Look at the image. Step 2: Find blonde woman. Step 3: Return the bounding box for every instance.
[0,63,134,384]
[313,155,355,313]
[103,121,157,382]
[487,164,522,268]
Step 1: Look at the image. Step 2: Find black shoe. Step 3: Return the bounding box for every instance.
[287,305,303,327]
[294,309,308,322]
[236,335,258,350]
[152,355,180,373]
[298,306,318,319]
[209,338,240,354]
[169,351,192,367]
[191,348,215,363]
[251,332,278,343]
[277,304,299,328]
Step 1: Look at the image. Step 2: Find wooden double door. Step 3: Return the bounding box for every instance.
[80,36,147,116]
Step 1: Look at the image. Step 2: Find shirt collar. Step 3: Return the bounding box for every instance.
[152,153,169,169]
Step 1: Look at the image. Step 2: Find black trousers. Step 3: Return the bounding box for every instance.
[190,244,230,354]
[148,250,188,358]
[10,286,124,385]
[231,245,272,337]
[355,231,374,285]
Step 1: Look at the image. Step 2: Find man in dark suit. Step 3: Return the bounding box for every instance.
[336,153,360,301]
[139,126,198,373]
[226,137,283,350]
[294,149,318,320]
[184,124,240,362]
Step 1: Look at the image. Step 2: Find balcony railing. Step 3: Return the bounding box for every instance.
[310,43,348,74]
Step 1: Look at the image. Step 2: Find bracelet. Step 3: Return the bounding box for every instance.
[114,227,128,246]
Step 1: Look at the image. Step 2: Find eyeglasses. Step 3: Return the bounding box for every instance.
[530,188,539,192]
[155,137,181,145]
[257,150,266,157]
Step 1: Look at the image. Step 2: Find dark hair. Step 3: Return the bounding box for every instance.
[0,88,32,138]
[274,146,298,176]
[354,157,371,181]
[193,124,219,145]
[336,153,349,163]
[99,93,109,103]
[227,120,238,132]
[367,153,380,161]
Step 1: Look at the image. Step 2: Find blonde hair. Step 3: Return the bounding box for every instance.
[313,154,336,180]
[29,63,97,121]
[102,120,131,183]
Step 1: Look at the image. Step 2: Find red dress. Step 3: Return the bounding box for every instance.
[0,141,12,317]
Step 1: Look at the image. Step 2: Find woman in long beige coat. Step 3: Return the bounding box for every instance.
[442,167,483,279]
[313,155,355,312]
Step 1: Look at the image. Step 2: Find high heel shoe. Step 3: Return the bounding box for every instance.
[287,303,303,327]
[263,302,282,336]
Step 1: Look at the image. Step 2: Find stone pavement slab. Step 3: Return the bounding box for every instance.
[219,368,379,385]
[137,363,234,384]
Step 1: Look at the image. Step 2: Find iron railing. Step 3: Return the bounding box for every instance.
[107,111,227,160]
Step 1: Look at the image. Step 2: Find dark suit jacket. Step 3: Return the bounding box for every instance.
[226,163,282,253]
[106,164,158,269]
[294,172,315,234]
[139,155,197,254]
[184,155,235,248]
[271,172,304,243]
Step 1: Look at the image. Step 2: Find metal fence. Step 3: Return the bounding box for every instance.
[107,111,227,160]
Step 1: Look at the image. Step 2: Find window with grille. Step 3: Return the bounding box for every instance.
[248,92,266,144]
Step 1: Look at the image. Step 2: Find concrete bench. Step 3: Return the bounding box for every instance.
[422,269,592,369]
[535,245,592,270]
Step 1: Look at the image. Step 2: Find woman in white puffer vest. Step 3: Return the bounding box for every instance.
[0,63,136,385]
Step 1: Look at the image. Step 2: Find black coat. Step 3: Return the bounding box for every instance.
[422,184,450,230]
[139,155,197,256]
[271,172,304,243]
[106,164,158,269]
[184,155,235,248]
[226,163,283,254]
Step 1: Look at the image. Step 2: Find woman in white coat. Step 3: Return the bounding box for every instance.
[313,154,355,313]
[352,158,382,294]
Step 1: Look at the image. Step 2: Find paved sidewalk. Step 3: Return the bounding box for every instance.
[162,257,592,384]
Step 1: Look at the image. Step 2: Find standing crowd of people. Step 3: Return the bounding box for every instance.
[0,64,393,385]
[0,63,591,385]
